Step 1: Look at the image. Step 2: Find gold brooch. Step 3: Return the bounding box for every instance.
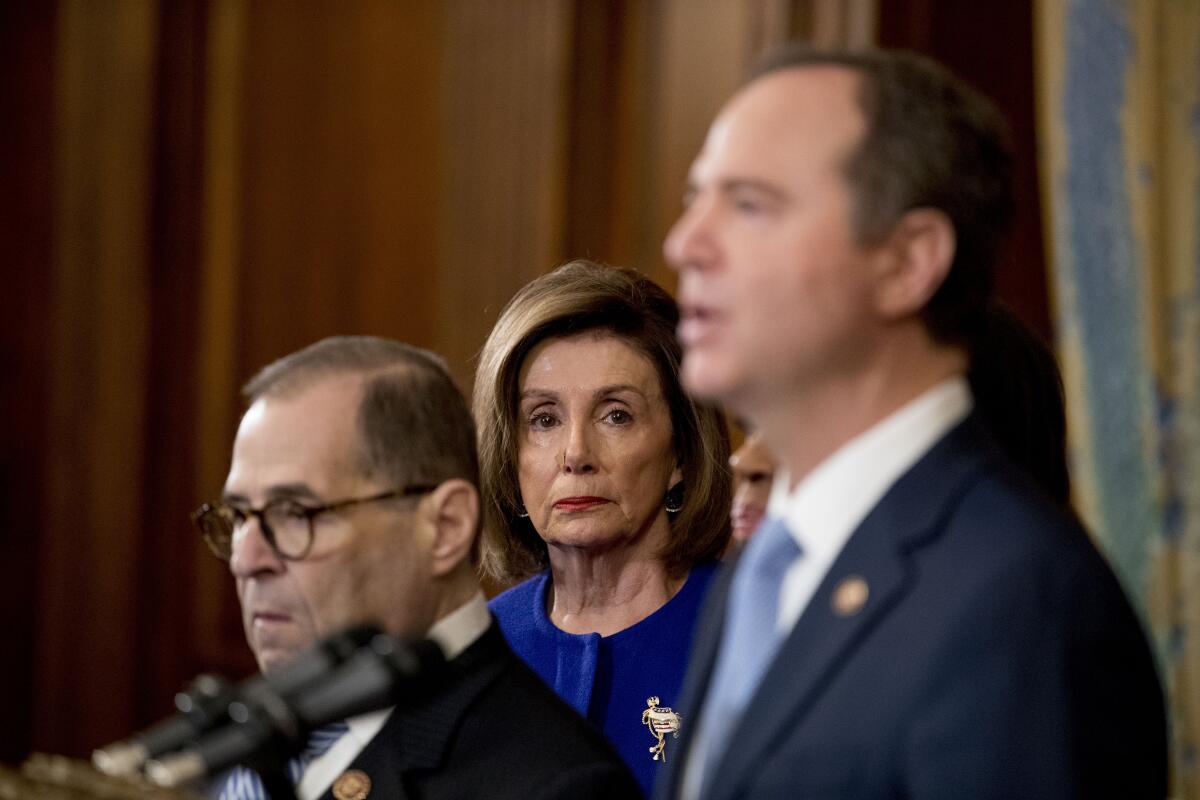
[332,769,371,800]
[642,696,682,762]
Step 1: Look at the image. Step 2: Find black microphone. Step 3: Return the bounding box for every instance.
[143,632,445,788]
[93,625,381,778]
[91,673,236,778]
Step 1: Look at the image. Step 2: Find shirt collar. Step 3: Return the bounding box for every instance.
[427,590,491,660]
[766,377,973,562]
[343,707,391,748]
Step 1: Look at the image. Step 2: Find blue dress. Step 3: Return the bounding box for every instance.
[489,562,718,797]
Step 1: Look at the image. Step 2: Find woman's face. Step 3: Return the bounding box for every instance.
[516,333,682,554]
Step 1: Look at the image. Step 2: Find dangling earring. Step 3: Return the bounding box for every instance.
[515,499,529,518]
[664,482,684,514]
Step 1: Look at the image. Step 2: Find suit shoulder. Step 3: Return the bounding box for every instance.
[916,460,1148,638]
[449,653,639,794]
[948,462,1098,564]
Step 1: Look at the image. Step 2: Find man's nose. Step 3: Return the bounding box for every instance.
[229,517,284,578]
[663,196,715,273]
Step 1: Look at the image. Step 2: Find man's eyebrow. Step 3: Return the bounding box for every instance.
[718,177,789,202]
[220,484,321,505]
[267,483,321,501]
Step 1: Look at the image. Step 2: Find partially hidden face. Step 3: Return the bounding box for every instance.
[516,333,682,555]
[729,431,775,542]
[222,376,435,672]
[664,66,885,412]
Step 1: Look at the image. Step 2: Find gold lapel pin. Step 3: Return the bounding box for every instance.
[332,769,372,800]
[832,575,869,617]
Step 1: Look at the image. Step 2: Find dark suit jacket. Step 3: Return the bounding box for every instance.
[316,621,641,800]
[655,415,1167,800]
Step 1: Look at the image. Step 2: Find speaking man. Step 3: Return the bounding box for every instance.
[198,336,638,799]
[659,47,1167,799]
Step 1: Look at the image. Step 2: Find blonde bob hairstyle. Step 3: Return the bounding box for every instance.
[473,260,732,585]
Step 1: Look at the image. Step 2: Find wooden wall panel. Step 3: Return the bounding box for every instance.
[137,0,212,716]
[563,1,773,288]
[0,0,56,766]
[646,0,760,288]
[192,0,251,681]
[34,0,158,756]
[437,0,574,388]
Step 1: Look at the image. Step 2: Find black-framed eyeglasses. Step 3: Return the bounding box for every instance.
[192,484,438,562]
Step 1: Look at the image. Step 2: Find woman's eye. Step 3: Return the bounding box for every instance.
[604,409,633,425]
[529,412,558,430]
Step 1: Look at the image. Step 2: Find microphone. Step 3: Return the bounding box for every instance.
[91,673,235,778]
[93,625,382,778]
[143,632,445,788]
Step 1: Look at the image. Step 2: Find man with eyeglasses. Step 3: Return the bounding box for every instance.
[197,336,638,799]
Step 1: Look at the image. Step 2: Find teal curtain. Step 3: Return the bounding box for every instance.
[1038,0,1200,795]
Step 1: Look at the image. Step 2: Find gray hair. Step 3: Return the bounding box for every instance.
[243,336,479,492]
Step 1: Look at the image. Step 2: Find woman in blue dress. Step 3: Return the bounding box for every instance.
[474,260,732,796]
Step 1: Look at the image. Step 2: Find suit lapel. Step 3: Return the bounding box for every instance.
[318,623,510,800]
[657,560,737,795]
[705,415,995,800]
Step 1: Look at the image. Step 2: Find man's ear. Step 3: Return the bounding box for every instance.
[422,478,480,578]
[871,208,956,320]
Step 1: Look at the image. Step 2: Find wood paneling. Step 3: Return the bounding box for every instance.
[437,0,574,388]
[0,0,56,767]
[138,0,212,717]
[35,0,158,756]
[235,2,441,370]
[193,0,250,681]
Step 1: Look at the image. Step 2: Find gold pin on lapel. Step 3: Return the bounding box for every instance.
[332,769,371,800]
[832,575,869,617]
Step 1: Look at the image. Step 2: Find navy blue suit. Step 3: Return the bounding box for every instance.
[656,415,1167,799]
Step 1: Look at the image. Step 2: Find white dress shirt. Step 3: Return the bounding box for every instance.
[769,377,972,631]
[295,592,492,800]
[679,377,971,799]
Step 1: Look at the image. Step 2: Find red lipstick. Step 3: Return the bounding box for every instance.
[553,496,608,512]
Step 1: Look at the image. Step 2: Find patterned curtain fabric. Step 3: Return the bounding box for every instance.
[1037,1,1200,795]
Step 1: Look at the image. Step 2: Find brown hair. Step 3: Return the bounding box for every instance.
[751,46,1015,347]
[473,260,731,584]
[967,304,1070,505]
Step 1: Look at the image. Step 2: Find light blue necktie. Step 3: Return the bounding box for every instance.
[694,517,801,794]
[217,722,349,800]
